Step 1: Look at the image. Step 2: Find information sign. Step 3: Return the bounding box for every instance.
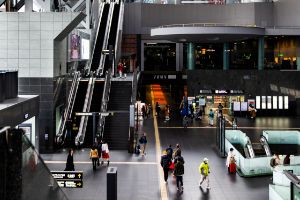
[51,171,83,188]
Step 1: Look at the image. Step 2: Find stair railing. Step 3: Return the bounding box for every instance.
[56,71,80,145]
[75,77,95,146]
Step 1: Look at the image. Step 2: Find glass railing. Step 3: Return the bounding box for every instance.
[22,135,68,200]
[125,0,272,5]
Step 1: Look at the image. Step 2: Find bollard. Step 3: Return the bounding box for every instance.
[107,167,117,200]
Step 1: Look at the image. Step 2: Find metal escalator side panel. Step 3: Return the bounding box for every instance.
[260,135,272,157]
[75,78,95,145]
[114,2,125,74]
[88,2,105,73]
[90,3,111,73]
[97,2,116,76]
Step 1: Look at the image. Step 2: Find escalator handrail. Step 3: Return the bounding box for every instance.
[113,1,124,76]
[97,2,116,76]
[75,77,95,146]
[98,69,112,139]
[56,72,80,144]
[87,2,105,74]
[260,135,272,157]
[60,74,81,144]
[245,137,255,158]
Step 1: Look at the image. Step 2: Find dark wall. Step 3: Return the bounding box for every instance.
[18,76,67,153]
[187,70,300,115]
[0,71,18,102]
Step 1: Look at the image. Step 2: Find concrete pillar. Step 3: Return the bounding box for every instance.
[187,42,195,70]
[223,43,229,70]
[296,37,300,70]
[258,37,265,70]
[25,0,33,12]
[179,43,184,71]
[176,43,180,71]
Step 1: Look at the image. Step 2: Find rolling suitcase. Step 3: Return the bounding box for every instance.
[229,163,236,174]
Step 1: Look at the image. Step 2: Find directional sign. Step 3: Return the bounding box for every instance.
[56,180,83,188]
[51,171,83,179]
[51,171,83,188]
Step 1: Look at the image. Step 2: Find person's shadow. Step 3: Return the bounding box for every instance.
[199,186,210,200]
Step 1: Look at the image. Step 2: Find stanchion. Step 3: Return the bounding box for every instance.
[107,167,117,200]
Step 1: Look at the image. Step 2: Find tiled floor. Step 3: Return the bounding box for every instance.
[40,114,300,200]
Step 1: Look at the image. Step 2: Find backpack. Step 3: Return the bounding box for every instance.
[270,158,276,168]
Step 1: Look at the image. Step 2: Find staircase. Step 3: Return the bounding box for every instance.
[103,81,132,150]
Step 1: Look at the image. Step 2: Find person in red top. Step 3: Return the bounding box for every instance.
[117,61,124,78]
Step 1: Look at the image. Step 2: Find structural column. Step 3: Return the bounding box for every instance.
[258,37,265,70]
[223,43,229,70]
[187,42,195,70]
[296,37,300,70]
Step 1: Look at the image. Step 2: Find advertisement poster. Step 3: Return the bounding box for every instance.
[233,102,241,111]
[198,98,205,106]
[241,102,248,111]
[71,34,80,59]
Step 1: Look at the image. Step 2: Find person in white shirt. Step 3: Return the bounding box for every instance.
[226,148,236,173]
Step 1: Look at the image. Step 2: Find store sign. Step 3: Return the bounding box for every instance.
[51,171,83,188]
[200,90,244,95]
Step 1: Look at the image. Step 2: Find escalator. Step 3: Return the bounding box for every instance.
[103,81,132,150]
[84,80,105,147]
[90,3,110,73]
[102,3,120,75]
[70,80,89,144]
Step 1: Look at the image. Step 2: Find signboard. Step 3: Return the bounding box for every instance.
[198,98,205,106]
[51,171,83,188]
[199,90,244,95]
[241,102,248,111]
[233,102,241,111]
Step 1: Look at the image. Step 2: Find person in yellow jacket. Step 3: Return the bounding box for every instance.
[90,145,99,170]
[199,158,210,189]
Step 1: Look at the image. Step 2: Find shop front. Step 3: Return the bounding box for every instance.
[192,89,245,116]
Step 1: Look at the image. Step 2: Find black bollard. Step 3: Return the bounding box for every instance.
[107,167,117,200]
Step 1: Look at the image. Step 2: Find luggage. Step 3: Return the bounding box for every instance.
[229,163,236,174]
[135,144,141,154]
[169,162,175,170]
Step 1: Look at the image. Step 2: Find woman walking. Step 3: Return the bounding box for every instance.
[90,145,99,170]
[65,149,75,171]
[101,141,110,166]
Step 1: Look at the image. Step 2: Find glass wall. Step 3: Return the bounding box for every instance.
[265,36,299,70]
[144,43,176,71]
[229,39,258,69]
[125,0,271,4]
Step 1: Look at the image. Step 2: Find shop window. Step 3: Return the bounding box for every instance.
[256,96,260,109]
[267,96,272,109]
[278,96,283,109]
[273,96,278,109]
[261,96,266,109]
[284,96,289,109]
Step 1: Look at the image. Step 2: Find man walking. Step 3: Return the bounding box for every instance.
[199,158,210,189]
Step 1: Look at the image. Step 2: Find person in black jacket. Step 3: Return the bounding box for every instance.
[161,151,172,183]
[174,159,184,191]
[65,149,75,171]
[166,145,173,159]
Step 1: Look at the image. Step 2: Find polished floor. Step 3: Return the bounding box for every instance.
[40,114,300,200]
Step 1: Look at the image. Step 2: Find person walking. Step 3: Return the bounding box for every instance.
[182,116,189,129]
[173,144,182,159]
[161,151,172,183]
[209,109,214,126]
[96,139,103,166]
[226,148,236,173]
[174,157,184,192]
[155,102,161,118]
[166,144,173,159]
[117,61,124,78]
[165,105,170,121]
[64,149,75,171]
[101,141,110,166]
[139,132,147,156]
[199,158,210,189]
[90,145,99,170]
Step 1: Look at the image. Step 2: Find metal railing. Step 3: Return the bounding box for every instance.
[97,2,116,76]
[157,22,262,28]
[56,72,80,145]
[98,69,112,139]
[75,77,95,146]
